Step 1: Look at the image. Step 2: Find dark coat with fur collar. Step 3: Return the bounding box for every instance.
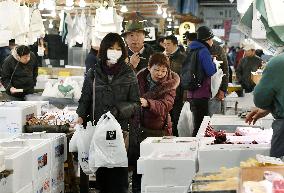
[137,68,180,135]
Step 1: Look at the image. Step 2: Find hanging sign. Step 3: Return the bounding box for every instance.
[144,27,156,41]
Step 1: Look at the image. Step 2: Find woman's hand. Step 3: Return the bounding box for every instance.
[77,117,84,125]
[140,98,149,108]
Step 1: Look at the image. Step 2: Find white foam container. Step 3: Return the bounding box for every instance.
[145,186,188,193]
[12,101,50,115]
[51,182,64,193]
[16,183,33,193]
[0,139,51,181]
[198,136,271,173]
[17,132,67,167]
[32,175,51,193]
[0,147,32,193]
[0,103,37,133]
[50,162,64,189]
[140,137,198,157]
[0,151,4,172]
[139,151,196,193]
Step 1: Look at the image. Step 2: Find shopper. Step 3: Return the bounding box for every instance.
[234,46,244,70]
[186,26,217,137]
[76,33,140,193]
[84,45,98,72]
[245,53,284,158]
[1,45,38,101]
[236,43,262,93]
[132,53,180,193]
[184,32,197,53]
[122,20,154,72]
[164,35,186,136]
[209,42,229,115]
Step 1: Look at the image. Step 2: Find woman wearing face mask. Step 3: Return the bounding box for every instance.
[76,33,140,193]
[131,53,180,193]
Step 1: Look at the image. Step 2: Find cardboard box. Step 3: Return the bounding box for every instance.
[198,137,270,173]
[0,147,33,193]
[239,166,284,193]
[0,103,37,133]
[50,163,64,189]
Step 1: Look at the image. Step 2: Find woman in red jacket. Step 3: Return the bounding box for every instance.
[131,53,180,193]
[137,53,180,136]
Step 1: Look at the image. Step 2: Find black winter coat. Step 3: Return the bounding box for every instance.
[76,61,140,129]
[128,43,154,72]
[1,52,38,98]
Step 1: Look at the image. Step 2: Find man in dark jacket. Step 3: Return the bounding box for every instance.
[164,35,186,136]
[236,43,262,93]
[209,42,229,115]
[84,46,98,72]
[122,20,154,72]
[1,45,38,101]
[187,26,217,136]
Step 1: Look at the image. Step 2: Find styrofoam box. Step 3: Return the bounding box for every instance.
[0,132,19,141]
[198,137,270,173]
[145,186,188,193]
[140,137,198,157]
[51,182,64,193]
[0,103,37,133]
[16,183,33,193]
[33,175,51,193]
[0,147,32,193]
[50,163,64,189]
[197,115,274,137]
[0,151,4,172]
[12,101,50,116]
[139,152,196,192]
[17,132,67,166]
[0,139,51,181]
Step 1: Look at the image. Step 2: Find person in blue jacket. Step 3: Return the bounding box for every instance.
[187,26,217,136]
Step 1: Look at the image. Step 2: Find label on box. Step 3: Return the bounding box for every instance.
[38,153,48,170]
[54,144,64,158]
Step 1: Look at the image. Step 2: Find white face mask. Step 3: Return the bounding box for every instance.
[107,49,122,64]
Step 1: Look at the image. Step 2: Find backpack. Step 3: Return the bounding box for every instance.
[180,48,205,91]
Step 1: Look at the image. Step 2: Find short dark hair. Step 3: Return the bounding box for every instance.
[148,53,170,69]
[164,35,178,45]
[98,33,127,65]
[17,45,30,57]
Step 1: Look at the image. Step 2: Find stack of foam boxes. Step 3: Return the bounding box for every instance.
[17,133,67,193]
[0,132,66,193]
[137,137,198,193]
[197,115,272,173]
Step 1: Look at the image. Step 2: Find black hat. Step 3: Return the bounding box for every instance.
[197,26,214,41]
[184,32,197,41]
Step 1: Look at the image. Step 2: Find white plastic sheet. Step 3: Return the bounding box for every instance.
[90,112,127,169]
[177,102,194,137]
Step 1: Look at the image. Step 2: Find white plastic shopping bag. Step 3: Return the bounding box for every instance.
[211,59,224,98]
[177,102,194,137]
[69,122,96,174]
[69,124,81,152]
[90,112,127,168]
